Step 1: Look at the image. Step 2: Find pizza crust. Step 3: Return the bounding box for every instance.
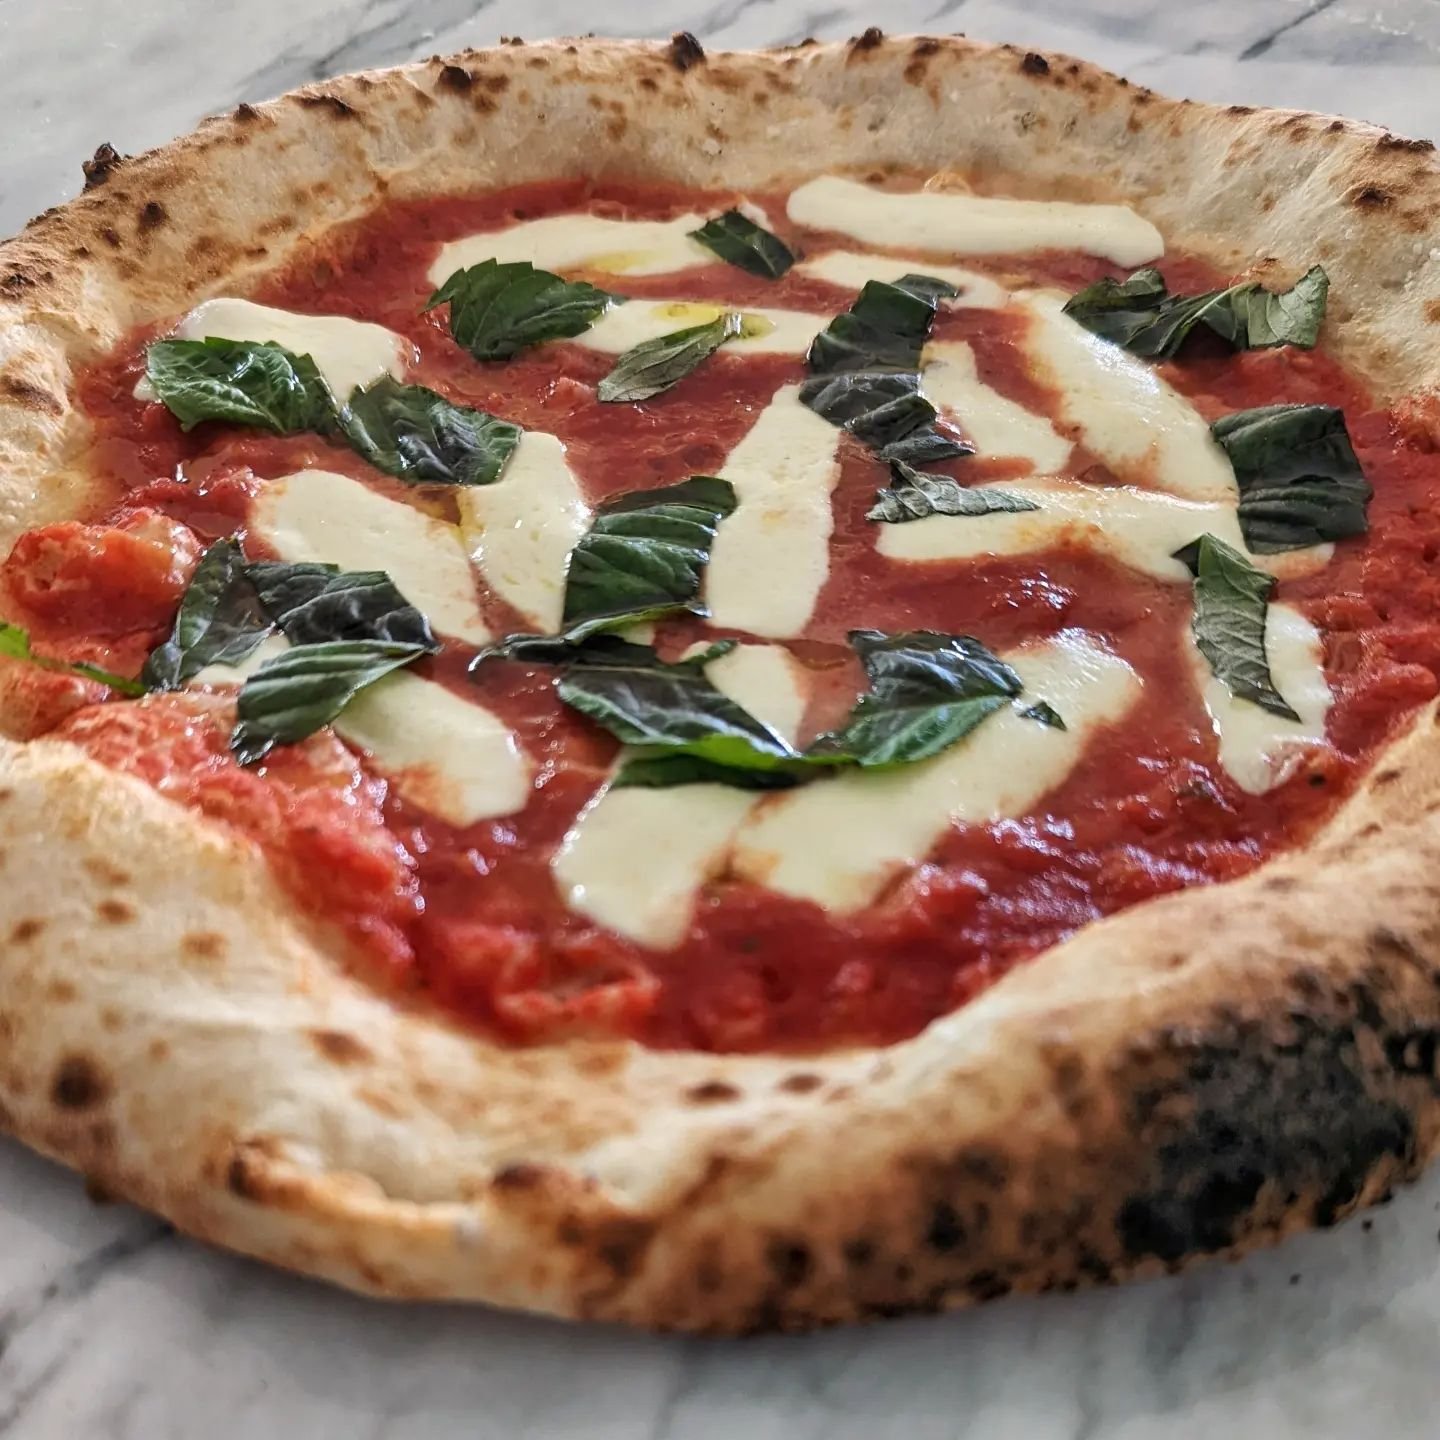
[1,32,1439,1331]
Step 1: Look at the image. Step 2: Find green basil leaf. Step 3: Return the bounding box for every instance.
[143,539,273,690]
[247,562,439,650]
[562,475,737,639]
[555,637,802,775]
[689,209,795,279]
[597,313,743,403]
[612,753,804,790]
[826,630,1023,768]
[1175,533,1299,720]
[145,338,335,434]
[807,276,954,376]
[0,621,146,697]
[336,377,522,486]
[1016,699,1066,730]
[1062,264,1329,358]
[230,639,427,765]
[868,462,1040,523]
[427,260,619,361]
[1211,403,1371,554]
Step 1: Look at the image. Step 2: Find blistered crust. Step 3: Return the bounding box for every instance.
[0,33,1439,1331]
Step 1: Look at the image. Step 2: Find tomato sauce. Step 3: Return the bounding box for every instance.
[17,179,1440,1053]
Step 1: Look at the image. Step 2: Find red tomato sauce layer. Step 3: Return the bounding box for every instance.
[17,179,1440,1053]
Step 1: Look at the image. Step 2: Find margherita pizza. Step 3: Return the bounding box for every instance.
[1,31,1438,1331]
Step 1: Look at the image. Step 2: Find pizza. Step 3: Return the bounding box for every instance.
[1,29,1438,1333]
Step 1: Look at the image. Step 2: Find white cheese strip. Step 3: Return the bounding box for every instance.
[456,432,589,633]
[1198,603,1331,795]
[428,214,711,283]
[575,299,825,357]
[798,251,1010,309]
[921,341,1072,472]
[1019,291,1237,502]
[135,298,410,403]
[786,176,1164,267]
[251,469,490,645]
[705,386,843,639]
[332,671,530,825]
[731,631,1141,913]
[552,644,809,949]
[878,477,1331,582]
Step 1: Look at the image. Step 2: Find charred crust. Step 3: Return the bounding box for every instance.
[852,27,885,51]
[594,1217,656,1278]
[138,201,167,231]
[766,1238,813,1287]
[685,1079,741,1104]
[9,917,44,942]
[0,378,62,416]
[296,93,357,118]
[925,1200,966,1252]
[777,1071,823,1094]
[308,1029,372,1066]
[437,64,474,91]
[81,143,127,190]
[669,33,705,72]
[912,38,942,57]
[1020,51,1050,75]
[492,1161,547,1190]
[1378,133,1435,153]
[232,102,261,123]
[1352,184,1394,209]
[51,1055,108,1111]
[95,898,135,924]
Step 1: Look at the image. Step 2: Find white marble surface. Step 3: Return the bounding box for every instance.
[2,1,1440,1435]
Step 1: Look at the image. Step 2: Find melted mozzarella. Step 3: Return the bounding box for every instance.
[428,214,710,283]
[575,299,824,356]
[797,251,1010,309]
[333,671,530,824]
[786,176,1164,267]
[1019,291,1237,501]
[878,477,1331,582]
[704,386,843,639]
[921,341,1071,471]
[137,298,410,403]
[731,632,1141,913]
[251,469,490,645]
[551,645,809,948]
[1198,604,1332,795]
[190,632,291,688]
[457,432,589,633]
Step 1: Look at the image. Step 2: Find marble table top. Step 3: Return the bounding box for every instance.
[2,1,1440,1435]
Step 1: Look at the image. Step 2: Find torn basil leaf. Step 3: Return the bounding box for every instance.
[562,476,737,640]
[143,539,273,690]
[144,338,336,434]
[1062,264,1329,359]
[868,462,1040,523]
[337,377,522,486]
[0,622,146,698]
[427,260,619,361]
[612,752,804,790]
[247,562,439,650]
[689,209,795,279]
[1175,533,1299,720]
[1016,699,1066,730]
[1211,403,1371,554]
[555,637,803,777]
[826,630,1023,768]
[802,276,969,461]
[230,640,427,765]
[597,312,743,403]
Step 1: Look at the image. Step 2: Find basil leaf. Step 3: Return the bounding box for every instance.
[427,260,619,361]
[145,338,335,434]
[230,640,427,765]
[689,209,795,279]
[1016,699,1066,730]
[143,539,273,690]
[1175,533,1299,720]
[337,377,521,486]
[1062,264,1329,359]
[247,562,439,650]
[555,637,802,775]
[868,462,1040,523]
[612,753,804,790]
[802,276,969,460]
[1211,403,1371,554]
[827,630,1023,768]
[562,476,737,639]
[0,622,146,698]
[597,313,743,403]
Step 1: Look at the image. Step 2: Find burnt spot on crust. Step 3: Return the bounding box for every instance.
[1378,133,1435,153]
[686,1079,741,1104]
[138,201,167,231]
[925,1200,966,1252]
[233,102,261,123]
[308,1029,372,1066]
[595,1217,656,1278]
[492,1161,548,1190]
[1020,51,1050,76]
[296,93,357,119]
[95,898,135,924]
[51,1055,109,1111]
[1352,184,1394,210]
[777,1071,823,1094]
[767,1238,813,1287]
[852,27,885,51]
[437,64,473,91]
[81,143,127,190]
[0,378,62,416]
[9,917,44,943]
[669,32,705,72]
